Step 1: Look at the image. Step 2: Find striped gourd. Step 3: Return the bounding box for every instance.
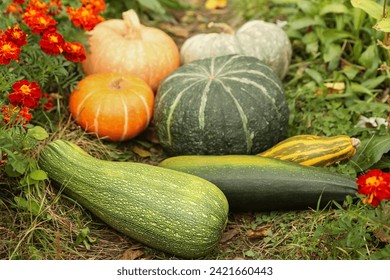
[259,134,360,166]
[153,54,289,155]
[38,140,229,258]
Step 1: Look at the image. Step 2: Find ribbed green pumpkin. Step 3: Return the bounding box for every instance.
[153,54,289,155]
[38,140,229,258]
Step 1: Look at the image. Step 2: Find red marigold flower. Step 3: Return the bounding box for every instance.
[81,0,106,14]
[13,0,25,4]
[8,80,42,109]
[6,3,23,16]
[63,41,86,62]
[0,40,21,64]
[67,6,104,31]
[41,93,54,111]
[357,169,390,207]
[1,104,32,127]
[23,9,57,34]
[2,25,28,47]
[39,30,65,55]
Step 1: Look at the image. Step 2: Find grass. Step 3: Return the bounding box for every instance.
[1,0,390,260]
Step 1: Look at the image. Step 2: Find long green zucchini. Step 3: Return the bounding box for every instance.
[38,140,228,258]
[159,155,358,211]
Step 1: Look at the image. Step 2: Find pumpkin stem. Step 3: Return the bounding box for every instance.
[111,78,125,90]
[207,22,235,35]
[122,9,142,39]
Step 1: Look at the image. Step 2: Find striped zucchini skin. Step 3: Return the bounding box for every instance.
[38,140,228,258]
[159,155,358,211]
[153,54,289,155]
[259,135,359,167]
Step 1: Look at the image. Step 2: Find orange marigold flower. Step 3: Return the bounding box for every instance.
[63,41,86,62]
[357,169,390,207]
[23,9,57,34]
[2,25,28,47]
[6,3,23,16]
[26,0,49,13]
[8,80,42,109]
[1,105,32,127]
[0,40,21,64]
[39,30,65,55]
[66,6,104,31]
[81,0,106,14]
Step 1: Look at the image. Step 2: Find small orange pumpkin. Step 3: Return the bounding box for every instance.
[82,9,180,91]
[69,73,154,141]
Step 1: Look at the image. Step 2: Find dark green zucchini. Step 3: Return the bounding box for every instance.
[159,155,358,211]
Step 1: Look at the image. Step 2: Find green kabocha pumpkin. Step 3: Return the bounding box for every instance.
[180,20,292,79]
[153,54,289,155]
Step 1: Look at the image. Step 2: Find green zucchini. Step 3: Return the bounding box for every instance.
[159,155,358,211]
[38,140,228,258]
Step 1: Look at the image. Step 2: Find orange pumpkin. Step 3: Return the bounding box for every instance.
[82,9,180,92]
[69,73,154,141]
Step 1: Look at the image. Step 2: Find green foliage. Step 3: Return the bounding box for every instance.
[351,134,390,171]
[313,198,390,259]
[104,0,187,20]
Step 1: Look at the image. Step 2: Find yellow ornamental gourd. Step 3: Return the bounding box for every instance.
[258,134,360,167]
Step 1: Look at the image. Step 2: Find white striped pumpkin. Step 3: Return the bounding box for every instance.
[69,73,154,142]
[153,55,289,155]
[180,20,292,80]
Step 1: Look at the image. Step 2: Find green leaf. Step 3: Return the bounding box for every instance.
[320,30,353,45]
[371,156,390,170]
[374,17,390,32]
[305,68,323,84]
[351,0,383,20]
[7,154,29,175]
[320,3,350,15]
[358,44,378,68]
[13,196,40,216]
[27,126,49,141]
[352,135,390,171]
[289,17,318,29]
[29,170,48,181]
[350,83,373,95]
[323,44,342,62]
[137,0,166,14]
